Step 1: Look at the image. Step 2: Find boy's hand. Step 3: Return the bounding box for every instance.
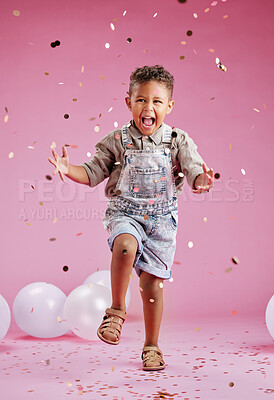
[192,163,214,193]
[48,145,69,182]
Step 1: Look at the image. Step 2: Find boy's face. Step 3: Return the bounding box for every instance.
[125,80,174,136]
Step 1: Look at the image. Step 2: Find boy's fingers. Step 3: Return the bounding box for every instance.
[62,145,68,159]
[48,157,56,166]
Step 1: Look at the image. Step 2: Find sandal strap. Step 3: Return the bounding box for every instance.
[142,345,163,359]
[105,307,126,321]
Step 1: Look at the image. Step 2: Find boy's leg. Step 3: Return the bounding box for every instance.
[110,233,138,312]
[139,271,164,347]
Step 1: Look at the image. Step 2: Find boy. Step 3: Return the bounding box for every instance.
[49,65,214,371]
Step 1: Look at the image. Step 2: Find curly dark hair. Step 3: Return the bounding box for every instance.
[129,65,174,99]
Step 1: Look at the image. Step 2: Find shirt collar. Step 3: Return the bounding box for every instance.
[128,120,165,145]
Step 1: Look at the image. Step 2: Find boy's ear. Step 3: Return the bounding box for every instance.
[125,96,132,111]
[166,100,175,115]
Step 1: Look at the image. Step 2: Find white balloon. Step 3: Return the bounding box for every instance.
[0,294,11,340]
[266,294,274,339]
[84,269,131,308]
[13,282,69,338]
[64,283,111,340]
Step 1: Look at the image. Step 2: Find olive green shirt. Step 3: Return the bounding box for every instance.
[81,120,205,198]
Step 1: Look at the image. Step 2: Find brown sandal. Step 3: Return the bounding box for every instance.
[141,345,165,371]
[97,308,126,345]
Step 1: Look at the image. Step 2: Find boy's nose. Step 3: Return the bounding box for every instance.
[144,103,153,111]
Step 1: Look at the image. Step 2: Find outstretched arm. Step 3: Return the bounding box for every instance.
[48,145,89,184]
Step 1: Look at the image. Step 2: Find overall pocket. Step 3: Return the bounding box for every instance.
[129,166,167,199]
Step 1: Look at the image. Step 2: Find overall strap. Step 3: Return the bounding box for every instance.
[121,123,133,148]
[162,123,172,144]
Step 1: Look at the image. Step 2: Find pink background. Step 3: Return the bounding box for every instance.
[1,0,273,329]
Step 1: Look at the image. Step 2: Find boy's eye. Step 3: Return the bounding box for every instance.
[137,99,145,102]
[154,100,162,104]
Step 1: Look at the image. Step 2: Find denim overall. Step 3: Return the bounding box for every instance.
[104,122,178,279]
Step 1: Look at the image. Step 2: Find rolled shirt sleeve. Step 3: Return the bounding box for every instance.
[81,135,116,188]
[176,130,205,190]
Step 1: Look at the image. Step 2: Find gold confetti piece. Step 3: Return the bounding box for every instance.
[205,8,210,12]
[229,382,235,387]
[116,189,122,195]
[100,75,105,80]
[57,316,62,323]
[225,267,232,273]
[44,72,50,76]
[153,12,158,18]
[263,104,267,109]
[81,65,84,73]
[79,82,82,87]
[46,359,50,365]
[188,241,193,248]
[51,141,56,149]
[26,223,31,226]
[209,48,215,53]
[72,98,78,102]
[203,217,208,222]
[232,310,238,315]
[39,202,43,205]
[49,237,56,241]
[5,106,8,113]
[195,327,200,331]
[4,115,9,123]
[89,117,96,121]
[181,40,186,45]
[232,256,240,264]
[94,125,100,133]
[108,107,113,112]
[223,15,229,19]
[105,43,110,49]
[149,298,155,303]
[193,13,198,18]
[229,143,232,150]
[13,10,20,16]
[139,286,143,291]
[110,23,115,31]
[53,217,58,224]
[253,108,260,112]
[111,366,115,372]
[159,282,164,288]
[8,152,14,159]
[210,97,215,100]
[144,214,149,220]
[179,56,185,60]
[129,273,134,279]
[66,382,72,387]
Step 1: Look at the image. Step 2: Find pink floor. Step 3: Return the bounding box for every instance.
[1,315,274,399]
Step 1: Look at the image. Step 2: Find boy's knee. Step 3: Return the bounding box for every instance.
[113,233,138,257]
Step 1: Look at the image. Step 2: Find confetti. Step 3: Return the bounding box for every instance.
[8,152,14,159]
[229,144,233,150]
[225,267,233,273]
[169,277,174,282]
[241,168,246,175]
[79,82,82,87]
[13,10,20,16]
[139,287,143,291]
[195,327,201,331]
[186,30,193,36]
[4,115,9,123]
[126,38,132,43]
[66,382,72,387]
[44,72,50,76]
[223,14,229,18]
[108,107,113,112]
[214,172,220,179]
[193,13,198,18]
[210,97,215,100]
[232,310,238,315]
[81,65,84,73]
[51,141,56,149]
[87,152,91,157]
[159,282,164,288]
[105,43,110,49]
[181,40,186,45]
[49,238,56,242]
[110,23,115,31]
[76,232,82,236]
[144,214,149,220]
[149,298,155,303]
[94,125,100,133]
[73,98,78,102]
[253,108,260,112]
[148,199,154,204]
[178,172,184,177]
[188,241,193,248]
[211,1,218,6]
[114,161,120,165]
[203,217,208,222]
[45,175,52,180]
[209,48,215,53]
[116,190,122,195]
[122,249,128,254]
[64,114,69,119]
[229,382,235,387]
[133,188,140,192]
[123,10,127,16]
[114,121,118,128]
[57,316,62,323]
[153,13,158,18]
[205,8,210,12]
[129,273,134,279]
[216,58,227,71]
[232,256,240,264]
[179,56,185,60]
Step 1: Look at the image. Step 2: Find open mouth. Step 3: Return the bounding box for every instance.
[141,117,155,127]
